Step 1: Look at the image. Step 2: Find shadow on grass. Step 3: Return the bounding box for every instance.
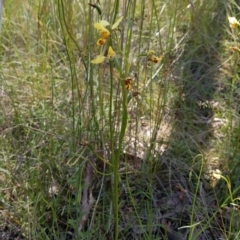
[168,1,226,165]
[153,1,234,239]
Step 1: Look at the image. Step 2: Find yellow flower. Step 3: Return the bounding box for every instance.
[148,50,155,55]
[107,46,116,59]
[94,17,123,45]
[94,22,110,39]
[96,38,107,46]
[91,55,106,64]
[229,46,240,53]
[228,16,240,29]
[148,55,163,63]
[91,46,116,64]
[99,20,110,27]
[124,78,132,90]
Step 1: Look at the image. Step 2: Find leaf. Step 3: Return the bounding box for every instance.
[88,3,102,16]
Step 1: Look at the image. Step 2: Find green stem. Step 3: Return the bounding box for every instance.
[112,0,119,24]
[57,0,76,148]
[109,61,118,239]
[109,59,128,240]
[189,154,204,240]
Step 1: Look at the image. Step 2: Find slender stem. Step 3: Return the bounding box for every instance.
[0,0,2,31]
[109,60,118,239]
[109,49,128,240]
[112,0,119,24]
[114,66,128,240]
[57,0,76,148]
[189,154,204,239]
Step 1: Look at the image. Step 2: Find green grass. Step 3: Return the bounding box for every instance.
[0,0,240,239]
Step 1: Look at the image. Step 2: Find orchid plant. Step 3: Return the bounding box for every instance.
[91,17,123,64]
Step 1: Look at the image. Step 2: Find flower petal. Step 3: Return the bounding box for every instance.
[94,23,109,33]
[99,20,110,27]
[96,38,107,46]
[108,46,116,59]
[148,50,155,55]
[228,16,240,29]
[94,23,104,31]
[111,16,123,30]
[94,23,110,38]
[148,55,163,63]
[91,55,106,64]
[100,30,110,39]
[124,78,132,90]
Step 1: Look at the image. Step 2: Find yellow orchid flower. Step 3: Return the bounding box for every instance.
[96,37,107,46]
[228,16,240,29]
[107,46,116,59]
[229,46,240,53]
[91,55,106,64]
[94,17,123,45]
[91,46,116,64]
[148,55,163,63]
[99,20,110,27]
[94,22,110,39]
[124,78,132,90]
[148,50,155,55]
